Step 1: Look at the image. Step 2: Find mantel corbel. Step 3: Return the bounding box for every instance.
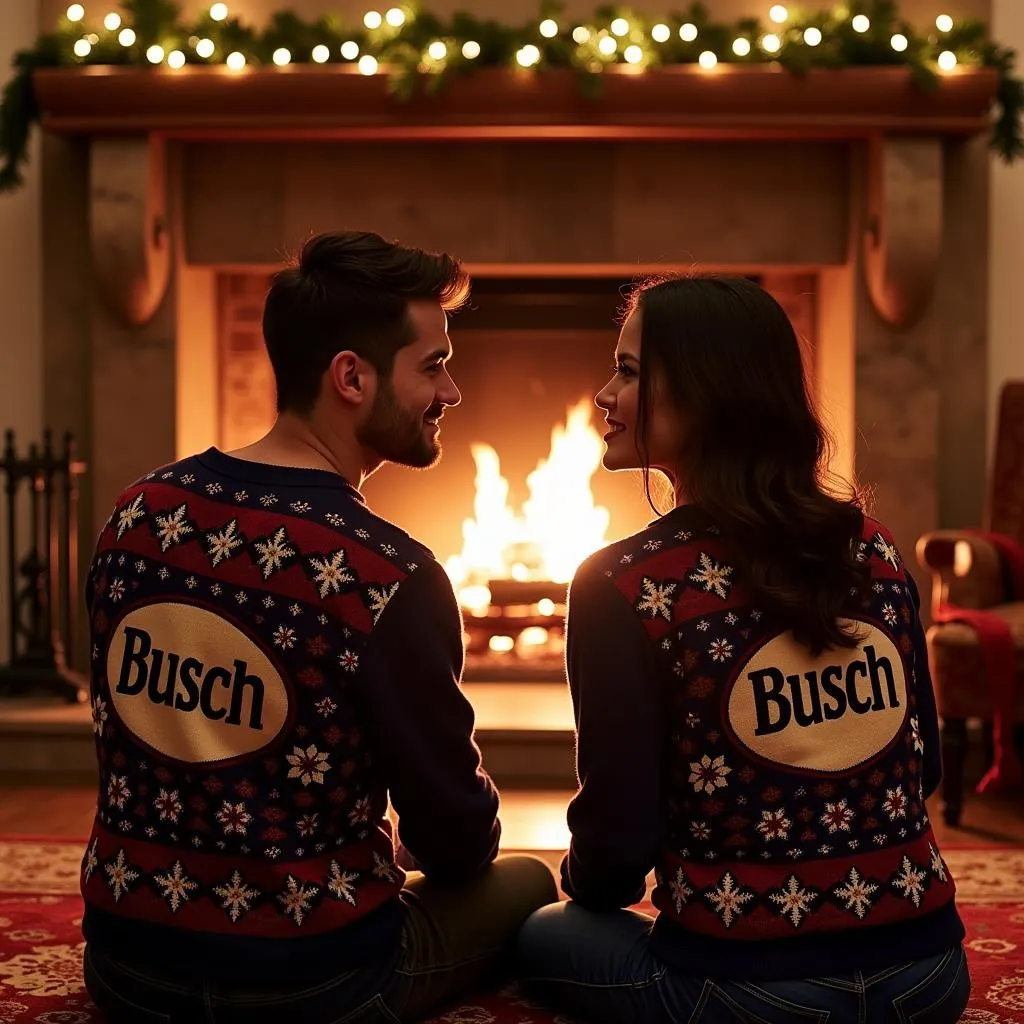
[89,134,170,327]
[862,134,944,330]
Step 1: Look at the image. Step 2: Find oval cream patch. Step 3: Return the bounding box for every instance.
[105,601,289,765]
[726,619,907,773]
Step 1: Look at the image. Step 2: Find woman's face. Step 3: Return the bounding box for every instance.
[595,309,683,475]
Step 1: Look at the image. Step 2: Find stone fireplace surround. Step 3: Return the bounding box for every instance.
[31,66,994,656]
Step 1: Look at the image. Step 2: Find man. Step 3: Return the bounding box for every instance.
[81,230,556,1022]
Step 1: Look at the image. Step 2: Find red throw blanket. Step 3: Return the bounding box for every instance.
[933,530,1024,792]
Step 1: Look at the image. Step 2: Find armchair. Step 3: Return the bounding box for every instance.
[916,381,1024,827]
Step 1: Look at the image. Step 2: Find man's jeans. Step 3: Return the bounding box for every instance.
[519,903,971,1024]
[84,855,557,1024]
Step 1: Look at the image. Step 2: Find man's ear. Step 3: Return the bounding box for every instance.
[328,350,372,406]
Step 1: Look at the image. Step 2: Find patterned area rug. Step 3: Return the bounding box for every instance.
[0,839,1021,1023]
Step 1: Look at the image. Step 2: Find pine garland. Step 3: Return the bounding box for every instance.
[2,0,1022,192]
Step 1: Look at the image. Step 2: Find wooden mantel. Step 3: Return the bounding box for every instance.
[33,64,998,140]
[34,64,999,330]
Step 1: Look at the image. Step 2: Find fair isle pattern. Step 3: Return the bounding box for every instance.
[593,511,958,940]
[5,841,1024,903]
[81,456,432,937]
[80,826,399,936]
[653,835,950,938]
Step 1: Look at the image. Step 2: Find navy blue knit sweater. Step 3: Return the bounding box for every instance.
[561,505,964,979]
[81,448,499,981]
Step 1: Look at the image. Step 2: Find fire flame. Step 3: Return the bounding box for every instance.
[444,399,610,610]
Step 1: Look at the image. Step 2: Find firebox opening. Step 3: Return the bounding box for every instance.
[213,271,829,678]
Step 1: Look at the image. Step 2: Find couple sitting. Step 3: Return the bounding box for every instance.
[81,231,970,1024]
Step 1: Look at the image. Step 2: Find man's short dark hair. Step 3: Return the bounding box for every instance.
[262,230,471,414]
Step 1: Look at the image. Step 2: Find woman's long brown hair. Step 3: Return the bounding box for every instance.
[628,275,870,655]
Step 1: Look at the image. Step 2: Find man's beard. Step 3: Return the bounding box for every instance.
[356,380,442,469]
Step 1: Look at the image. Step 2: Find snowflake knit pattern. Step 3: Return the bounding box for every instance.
[567,506,963,976]
[80,451,429,960]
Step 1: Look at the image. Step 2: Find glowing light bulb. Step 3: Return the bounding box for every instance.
[209,2,227,21]
[597,35,617,55]
[167,49,185,68]
[519,626,548,647]
[225,50,246,69]
[461,40,480,58]
[803,27,822,46]
[272,47,291,65]
[311,44,330,63]
[572,26,591,44]
[340,40,359,59]
[851,14,870,32]
[489,635,514,653]
[358,54,378,74]
[66,4,85,22]
[539,19,558,38]
[427,40,447,60]
[761,33,781,52]
[651,24,670,43]
[890,33,908,51]
[610,18,629,36]
[73,38,91,56]
[937,49,957,70]
[103,12,120,30]
[680,23,698,42]
[769,5,788,23]
[732,37,751,56]
[195,37,214,57]
[118,27,135,45]
[698,49,717,68]
[363,10,382,29]
[537,598,556,616]
[385,7,405,27]
[936,14,953,33]
[516,44,540,66]
[146,44,164,63]
[623,44,642,63]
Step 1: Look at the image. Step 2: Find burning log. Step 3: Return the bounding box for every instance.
[484,579,568,608]
[461,578,568,680]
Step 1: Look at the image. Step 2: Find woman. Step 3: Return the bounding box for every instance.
[519,276,970,1024]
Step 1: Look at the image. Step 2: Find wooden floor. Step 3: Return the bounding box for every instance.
[0,773,1021,850]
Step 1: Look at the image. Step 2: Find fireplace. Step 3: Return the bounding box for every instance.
[31,66,995,672]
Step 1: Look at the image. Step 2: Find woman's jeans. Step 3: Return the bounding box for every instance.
[84,855,557,1024]
[519,902,971,1024]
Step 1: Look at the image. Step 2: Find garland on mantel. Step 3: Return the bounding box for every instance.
[1,0,1022,190]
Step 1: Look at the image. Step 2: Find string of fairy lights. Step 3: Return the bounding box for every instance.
[1,1,1022,191]
[56,2,968,76]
